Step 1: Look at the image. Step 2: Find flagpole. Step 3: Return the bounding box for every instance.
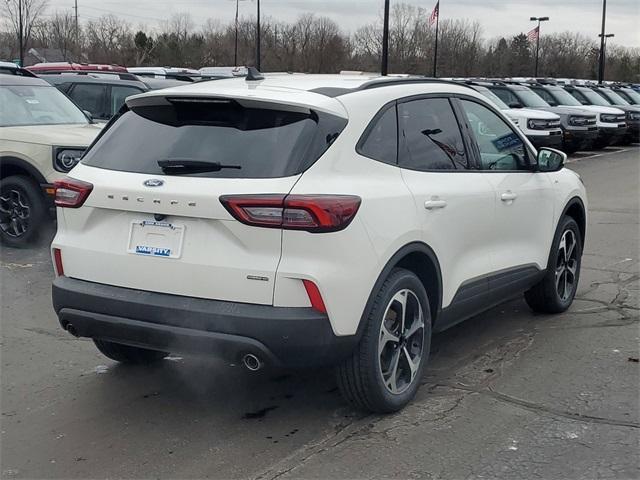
[432,2,439,77]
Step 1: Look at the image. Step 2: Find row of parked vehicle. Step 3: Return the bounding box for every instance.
[446,78,640,153]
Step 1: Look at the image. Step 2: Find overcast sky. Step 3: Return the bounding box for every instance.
[45,0,640,47]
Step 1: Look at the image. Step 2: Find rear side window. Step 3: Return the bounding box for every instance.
[398,98,468,171]
[82,100,347,178]
[357,105,397,165]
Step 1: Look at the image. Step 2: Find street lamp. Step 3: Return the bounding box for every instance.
[230,0,249,67]
[381,0,390,75]
[255,0,261,70]
[530,16,549,77]
[598,33,615,82]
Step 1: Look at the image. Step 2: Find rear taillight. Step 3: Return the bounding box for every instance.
[54,178,93,208]
[220,194,361,233]
[53,248,64,276]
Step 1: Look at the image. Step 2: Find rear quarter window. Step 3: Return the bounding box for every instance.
[82,100,347,178]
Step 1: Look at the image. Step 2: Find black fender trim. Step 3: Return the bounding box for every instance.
[0,156,49,186]
[354,242,443,340]
[559,196,587,248]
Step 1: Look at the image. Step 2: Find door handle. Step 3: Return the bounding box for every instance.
[424,199,447,210]
[501,191,518,202]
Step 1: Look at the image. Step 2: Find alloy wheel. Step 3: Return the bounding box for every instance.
[555,229,578,302]
[0,188,31,238]
[378,289,425,394]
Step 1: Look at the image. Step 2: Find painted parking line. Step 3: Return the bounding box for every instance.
[567,146,637,163]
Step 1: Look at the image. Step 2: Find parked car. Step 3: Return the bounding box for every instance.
[0,74,101,246]
[461,82,564,150]
[0,61,37,77]
[589,86,640,144]
[486,82,597,153]
[127,67,200,81]
[611,85,640,106]
[51,73,587,413]
[27,62,127,74]
[563,84,627,147]
[40,72,149,122]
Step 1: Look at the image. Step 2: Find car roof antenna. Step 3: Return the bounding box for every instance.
[246,67,264,81]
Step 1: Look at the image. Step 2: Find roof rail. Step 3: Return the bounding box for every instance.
[35,70,141,81]
[358,76,477,92]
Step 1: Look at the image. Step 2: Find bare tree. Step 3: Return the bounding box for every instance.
[2,0,48,64]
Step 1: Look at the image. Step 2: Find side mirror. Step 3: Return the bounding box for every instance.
[508,101,522,109]
[82,110,94,123]
[537,147,566,172]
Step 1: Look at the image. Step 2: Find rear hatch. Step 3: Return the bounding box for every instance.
[54,92,347,305]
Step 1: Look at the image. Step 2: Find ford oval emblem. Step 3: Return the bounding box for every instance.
[143,179,164,187]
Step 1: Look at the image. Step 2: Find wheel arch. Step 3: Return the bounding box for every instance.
[561,196,586,248]
[0,156,48,185]
[357,242,443,339]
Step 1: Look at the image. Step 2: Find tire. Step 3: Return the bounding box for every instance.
[94,339,168,364]
[0,175,46,248]
[336,268,432,413]
[525,216,582,314]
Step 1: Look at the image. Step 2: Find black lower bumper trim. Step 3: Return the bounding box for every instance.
[529,133,563,149]
[52,277,358,367]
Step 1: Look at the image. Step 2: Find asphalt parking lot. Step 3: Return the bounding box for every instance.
[1,146,638,479]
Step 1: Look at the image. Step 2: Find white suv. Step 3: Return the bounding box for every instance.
[51,73,587,412]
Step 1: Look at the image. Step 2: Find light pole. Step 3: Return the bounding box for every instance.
[598,33,614,82]
[18,0,23,66]
[255,0,261,70]
[529,16,549,77]
[381,0,390,75]
[597,0,608,84]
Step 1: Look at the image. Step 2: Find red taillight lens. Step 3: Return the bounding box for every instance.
[220,194,361,233]
[302,279,327,314]
[53,248,64,276]
[54,178,93,208]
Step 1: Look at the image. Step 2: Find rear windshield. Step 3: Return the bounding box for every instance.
[82,99,346,178]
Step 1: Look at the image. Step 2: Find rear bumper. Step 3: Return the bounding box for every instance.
[52,277,358,368]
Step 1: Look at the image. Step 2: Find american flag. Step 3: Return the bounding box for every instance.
[527,26,539,42]
[429,1,439,26]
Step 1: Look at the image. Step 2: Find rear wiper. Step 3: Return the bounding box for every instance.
[158,159,242,174]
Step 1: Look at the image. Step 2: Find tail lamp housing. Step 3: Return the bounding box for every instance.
[220,194,361,233]
[54,178,93,208]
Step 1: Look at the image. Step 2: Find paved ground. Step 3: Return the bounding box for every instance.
[1,146,639,479]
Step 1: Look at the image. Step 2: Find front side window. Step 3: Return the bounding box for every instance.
[68,83,108,119]
[460,99,529,171]
[357,105,397,165]
[110,85,144,117]
[398,98,468,171]
[0,85,88,127]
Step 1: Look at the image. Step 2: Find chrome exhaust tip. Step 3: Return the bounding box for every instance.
[242,353,263,371]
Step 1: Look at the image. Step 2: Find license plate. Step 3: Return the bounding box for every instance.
[127,220,185,259]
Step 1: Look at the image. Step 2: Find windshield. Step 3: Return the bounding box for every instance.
[620,88,640,104]
[579,88,612,106]
[548,87,583,107]
[82,102,346,179]
[600,88,630,106]
[515,88,550,108]
[475,86,509,109]
[0,85,88,127]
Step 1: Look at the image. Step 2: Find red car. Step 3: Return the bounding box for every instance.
[26,62,127,73]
